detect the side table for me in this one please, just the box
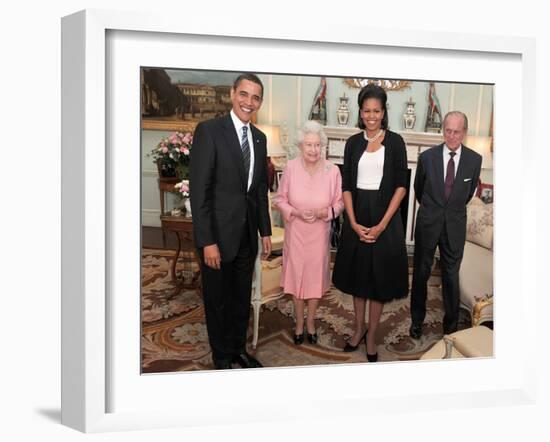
[160,214,201,292]
[157,176,180,247]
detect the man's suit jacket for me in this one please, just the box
[190,114,272,262]
[414,143,482,252]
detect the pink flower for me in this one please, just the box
[182,133,192,144]
[162,147,169,154]
[175,180,190,195]
[181,147,190,155]
[169,134,178,144]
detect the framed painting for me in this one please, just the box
[141,68,237,132]
[61,8,537,433]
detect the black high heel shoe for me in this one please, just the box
[366,351,378,362]
[307,332,318,345]
[365,332,378,362]
[343,330,367,352]
[293,332,304,345]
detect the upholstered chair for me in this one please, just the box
[250,238,285,349]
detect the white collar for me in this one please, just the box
[444,144,462,156]
[230,109,250,134]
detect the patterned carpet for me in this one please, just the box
[141,248,470,373]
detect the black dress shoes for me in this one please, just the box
[294,332,304,345]
[409,323,423,340]
[213,358,233,370]
[343,330,367,352]
[233,351,263,368]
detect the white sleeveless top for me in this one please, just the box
[356,146,385,190]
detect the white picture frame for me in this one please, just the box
[62,9,537,433]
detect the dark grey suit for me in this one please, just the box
[190,114,271,362]
[411,143,482,333]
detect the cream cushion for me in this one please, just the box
[459,241,493,315]
[261,256,283,295]
[451,326,493,357]
[420,326,493,360]
[466,197,493,250]
[421,342,465,359]
[251,252,284,349]
[269,192,285,251]
[271,226,285,251]
[459,196,494,325]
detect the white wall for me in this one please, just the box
[255,76,493,138]
[2,1,548,441]
[141,130,183,226]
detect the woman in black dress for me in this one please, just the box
[332,84,408,362]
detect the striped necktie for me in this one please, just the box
[241,126,250,177]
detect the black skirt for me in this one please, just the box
[332,189,408,302]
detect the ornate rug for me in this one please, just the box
[141,248,470,373]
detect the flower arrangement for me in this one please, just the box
[149,131,193,179]
[174,179,190,198]
[174,179,192,217]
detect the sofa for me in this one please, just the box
[459,196,494,326]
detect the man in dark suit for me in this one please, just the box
[190,73,272,369]
[410,111,482,338]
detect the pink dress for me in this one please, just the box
[275,158,344,299]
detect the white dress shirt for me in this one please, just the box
[443,144,462,180]
[230,110,255,191]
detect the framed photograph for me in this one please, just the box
[481,187,494,204]
[62,9,537,433]
[477,182,495,204]
[140,69,493,374]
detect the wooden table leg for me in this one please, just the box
[170,231,182,281]
[159,179,167,248]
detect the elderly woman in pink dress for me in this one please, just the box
[275,121,344,345]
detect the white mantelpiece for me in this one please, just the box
[324,125,444,164]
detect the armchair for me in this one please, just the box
[250,238,285,349]
[269,192,285,252]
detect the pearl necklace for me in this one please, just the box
[364,129,384,143]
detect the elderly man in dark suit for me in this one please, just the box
[410,111,482,338]
[190,73,272,369]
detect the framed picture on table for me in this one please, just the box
[477,181,495,204]
[480,187,494,204]
[61,9,537,434]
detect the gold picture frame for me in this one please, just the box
[344,78,412,91]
